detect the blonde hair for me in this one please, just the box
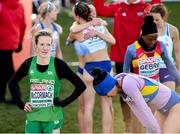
[38,1,56,19]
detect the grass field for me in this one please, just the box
[0,2,180,133]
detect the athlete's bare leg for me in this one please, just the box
[130,111,143,133]
[154,110,166,131]
[78,94,85,133]
[100,96,113,133]
[163,103,180,133]
[163,81,175,90]
[77,73,85,133]
[52,128,60,134]
[83,70,95,133]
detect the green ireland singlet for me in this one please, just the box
[27,56,63,121]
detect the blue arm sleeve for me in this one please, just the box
[160,42,180,86]
[123,45,135,73]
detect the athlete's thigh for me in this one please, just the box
[41,121,54,133]
[81,69,95,110]
[162,81,175,90]
[25,120,42,133]
[83,69,94,84]
[154,110,166,131]
[130,111,143,133]
[83,85,95,107]
[100,96,112,109]
[163,103,180,133]
[78,94,84,110]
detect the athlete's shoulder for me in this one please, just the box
[168,23,179,38]
[19,57,33,71]
[24,57,33,64]
[158,41,166,50]
[54,57,67,66]
[127,43,136,51]
[53,23,63,34]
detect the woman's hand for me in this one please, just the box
[24,102,32,112]
[90,18,102,26]
[83,29,98,39]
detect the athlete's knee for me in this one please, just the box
[83,71,93,84]
[78,105,84,114]
[84,105,94,115]
[78,99,84,112]
[101,101,113,116]
[84,77,93,84]
[52,128,60,134]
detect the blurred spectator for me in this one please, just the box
[32,0,61,25]
[32,0,41,14]
[32,0,41,25]
[61,0,66,7]
[112,0,125,3]
[0,0,26,103]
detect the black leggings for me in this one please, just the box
[0,50,20,99]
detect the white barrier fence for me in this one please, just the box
[67,62,115,66]
[145,0,180,2]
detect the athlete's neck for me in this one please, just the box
[37,57,50,65]
[42,19,53,28]
[138,37,157,52]
[157,22,166,35]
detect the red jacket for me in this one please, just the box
[0,0,26,50]
[93,0,161,63]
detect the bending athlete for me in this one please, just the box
[92,68,180,133]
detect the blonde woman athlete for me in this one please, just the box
[30,1,63,59]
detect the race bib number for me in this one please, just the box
[30,84,54,108]
[85,38,107,53]
[138,57,161,78]
[83,26,107,53]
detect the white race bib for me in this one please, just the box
[30,84,54,108]
[138,57,161,78]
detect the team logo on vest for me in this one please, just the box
[30,70,34,74]
[48,71,53,75]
